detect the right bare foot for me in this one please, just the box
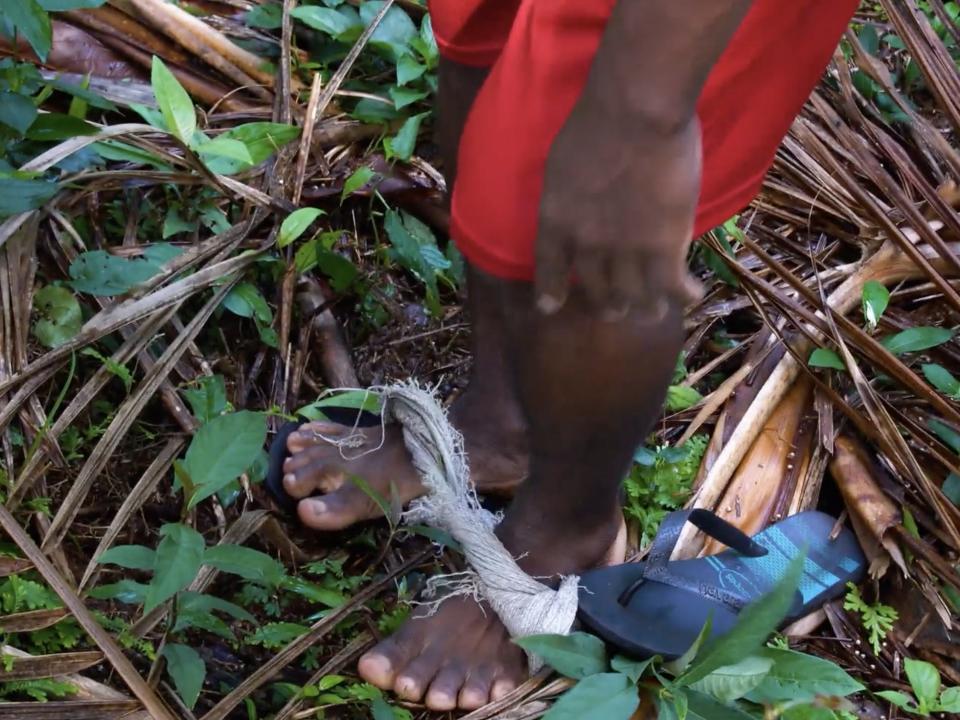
[280,392,528,530]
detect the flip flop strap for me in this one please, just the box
[635,509,770,610]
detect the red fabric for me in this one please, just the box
[429,0,860,281]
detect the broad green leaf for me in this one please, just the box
[96,544,156,571]
[37,0,107,9]
[808,348,845,371]
[183,411,267,508]
[513,633,608,680]
[25,113,96,141]
[360,2,418,62]
[33,285,82,348]
[543,673,639,720]
[388,85,429,110]
[247,622,309,649]
[745,648,863,704]
[922,363,960,398]
[861,280,889,328]
[666,385,702,412]
[384,112,428,161]
[200,121,300,174]
[67,245,179,296]
[87,579,149,604]
[938,686,960,712]
[151,57,195,144]
[396,55,426,86]
[689,655,772,702]
[371,695,398,720]
[4,0,52,61]
[416,15,439,65]
[291,5,362,41]
[684,689,757,720]
[182,375,229,424]
[296,390,383,421]
[93,140,171,170]
[342,166,376,201]
[858,22,881,55]
[246,2,282,29]
[611,655,654,683]
[174,591,256,639]
[943,473,960,507]
[0,91,38,134]
[279,207,324,248]
[351,98,402,124]
[905,658,940,708]
[0,176,58,217]
[881,327,954,355]
[162,643,205,709]
[203,544,285,588]
[875,690,917,711]
[198,136,254,164]
[145,524,205,611]
[161,207,197,238]
[281,576,346,608]
[222,282,272,324]
[929,417,960,453]
[679,554,804,686]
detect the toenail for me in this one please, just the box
[283,473,296,487]
[308,499,326,515]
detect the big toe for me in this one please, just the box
[358,650,397,690]
[296,487,373,531]
[285,422,346,452]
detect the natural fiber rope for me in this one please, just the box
[368,381,580,671]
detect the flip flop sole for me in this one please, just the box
[577,511,866,658]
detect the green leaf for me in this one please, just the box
[223,282,272,324]
[247,622,309,649]
[93,140,171,170]
[80,347,133,392]
[182,375,229,424]
[96,544,156,571]
[342,166,376,201]
[281,576,346,608]
[0,176,58,217]
[513,633,608,680]
[745,648,863,704]
[37,0,107,9]
[679,554,804,686]
[689,655,772,702]
[177,590,256,625]
[68,247,176,296]
[162,643,205,710]
[203,544,285,588]
[664,618,713,676]
[199,122,300,175]
[809,348,845,371]
[183,411,267,508]
[291,5,362,41]
[33,285,82,348]
[943,473,960,507]
[610,655,654,683]
[145,524,205,612]
[0,91,38,134]
[198,136,254,164]
[929,417,960,453]
[875,690,917,711]
[25,113,96,141]
[87,579,148,604]
[922,363,960,398]
[684,690,757,720]
[938,686,960,712]
[666,385,702,412]
[861,280,890,328]
[905,658,940,708]
[151,56,195,144]
[246,2,282,29]
[881,327,954,355]
[296,390,383,421]
[389,85,428,110]
[416,15,439,65]
[279,207,324,248]
[543,673,640,720]
[360,2,418,62]
[4,0,52,61]
[384,112,428,161]
[396,55,426,86]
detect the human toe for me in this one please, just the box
[424,663,469,711]
[458,665,496,710]
[296,486,374,530]
[393,650,445,702]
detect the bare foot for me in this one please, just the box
[357,518,627,711]
[281,391,528,530]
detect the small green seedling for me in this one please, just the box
[876,658,960,716]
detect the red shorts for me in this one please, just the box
[430,0,859,281]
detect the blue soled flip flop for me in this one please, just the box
[577,509,866,659]
[264,408,381,517]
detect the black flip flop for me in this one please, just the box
[265,407,382,516]
[577,509,866,659]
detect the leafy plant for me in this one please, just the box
[299,675,413,720]
[517,556,863,720]
[624,436,709,547]
[843,582,898,655]
[876,658,960,716]
[861,280,890,329]
[0,677,77,702]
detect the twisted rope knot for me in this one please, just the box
[377,381,579,671]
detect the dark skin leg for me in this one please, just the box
[357,276,683,711]
[282,60,530,529]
